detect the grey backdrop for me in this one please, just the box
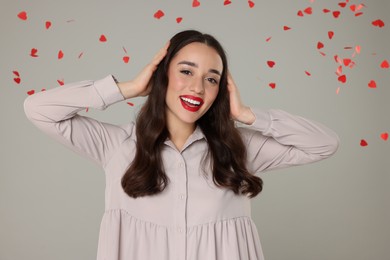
[1,0,389,259]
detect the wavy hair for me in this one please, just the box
[121,30,263,198]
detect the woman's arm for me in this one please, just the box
[23,75,130,168]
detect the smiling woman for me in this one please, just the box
[23,30,339,260]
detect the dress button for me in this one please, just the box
[179,194,185,200]
[178,162,184,168]
[178,227,183,233]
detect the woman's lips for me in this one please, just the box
[180,95,204,112]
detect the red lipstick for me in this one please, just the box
[179,95,204,112]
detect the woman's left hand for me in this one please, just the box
[227,72,255,125]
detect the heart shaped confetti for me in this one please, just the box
[368,80,376,88]
[58,50,64,59]
[17,11,27,20]
[323,9,331,13]
[267,60,275,68]
[266,37,272,42]
[176,17,183,23]
[380,60,389,68]
[305,71,311,76]
[360,139,368,146]
[372,19,385,28]
[283,26,291,31]
[30,48,38,57]
[338,2,347,8]
[127,102,134,106]
[192,0,200,7]
[78,52,84,59]
[328,31,334,39]
[154,10,164,19]
[304,7,312,15]
[27,90,35,95]
[338,74,346,83]
[269,83,276,89]
[297,10,304,17]
[248,1,255,8]
[343,58,351,66]
[380,132,389,141]
[333,11,341,18]
[57,79,64,86]
[355,12,363,17]
[224,0,232,5]
[317,41,324,49]
[45,21,52,29]
[350,4,356,12]
[13,71,20,77]
[99,34,107,42]
[14,78,21,84]
[123,56,130,63]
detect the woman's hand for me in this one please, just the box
[117,41,170,99]
[227,72,255,125]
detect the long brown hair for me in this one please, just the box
[121,30,263,198]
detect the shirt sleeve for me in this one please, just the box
[23,75,131,168]
[238,108,340,174]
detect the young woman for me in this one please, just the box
[24,30,339,260]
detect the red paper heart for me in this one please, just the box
[304,7,312,14]
[99,34,107,42]
[57,79,64,86]
[372,19,385,28]
[45,21,52,29]
[283,26,291,31]
[13,71,20,77]
[41,88,46,92]
[338,75,346,83]
[154,10,164,19]
[14,78,21,84]
[176,17,183,23]
[267,60,275,68]
[58,50,64,59]
[297,10,304,17]
[265,37,272,42]
[27,90,35,95]
[30,48,38,57]
[305,71,311,76]
[380,132,389,141]
[355,12,363,17]
[380,60,389,68]
[343,58,351,66]
[333,11,341,18]
[224,0,232,5]
[360,139,368,146]
[323,9,330,13]
[127,102,134,106]
[328,31,334,39]
[192,0,200,7]
[368,80,376,88]
[338,2,347,8]
[350,4,356,12]
[17,11,27,20]
[248,1,255,8]
[317,42,324,49]
[78,52,84,59]
[123,56,130,63]
[269,83,276,89]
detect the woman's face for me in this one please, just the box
[165,42,222,130]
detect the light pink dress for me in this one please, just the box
[24,75,339,260]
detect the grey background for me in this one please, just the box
[1,0,389,259]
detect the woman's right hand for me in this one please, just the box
[117,41,170,99]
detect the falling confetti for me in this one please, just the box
[192,0,200,8]
[265,37,272,42]
[154,10,165,19]
[283,26,291,31]
[78,52,84,59]
[360,139,368,147]
[328,31,334,39]
[57,79,64,86]
[305,71,311,76]
[372,19,385,28]
[248,1,255,8]
[99,34,107,42]
[333,11,341,18]
[317,41,324,49]
[45,21,52,29]
[58,50,64,60]
[323,9,331,13]
[17,11,27,20]
[338,2,347,8]
[224,0,232,5]
[27,90,35,95]
[127,102,134,106]
[30,48,38,57]
[267,60,275,68]
[380,60,389,68]
[123,56,130,63]
[268,83,276,89]
[176,17,183,23]
[297,10,304,17]
[14,78,21,84]
[304,7,312,15]
[368,80,377,88]
[13,71,20,77]
[338,74,346,83]
[380,132,389,141]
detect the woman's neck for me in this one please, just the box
[167,121,196,151]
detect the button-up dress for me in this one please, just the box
[24,75,339,260]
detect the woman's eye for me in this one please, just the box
[207,78,218,85]
[180,70,191,75]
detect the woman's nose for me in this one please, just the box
[189,78,205,94]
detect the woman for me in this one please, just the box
[24,30,339,260]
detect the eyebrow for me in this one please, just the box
[177,61,221,76]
